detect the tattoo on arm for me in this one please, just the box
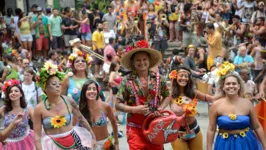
[69,99,96,139]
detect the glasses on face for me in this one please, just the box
[24,63,29,65]
[75,59,86,63]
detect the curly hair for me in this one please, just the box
[4,85,27,113]
[218,73,245,97]
[171,66,196,99]
[79,80,100,126]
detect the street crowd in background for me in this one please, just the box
[0,0,265,149]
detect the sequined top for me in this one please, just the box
[4,108,29,139]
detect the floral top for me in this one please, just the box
[4,108,29,139]
[116,71,169,120]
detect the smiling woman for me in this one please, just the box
[79,80,119,149]
[207,74,266,150]
[0,79,35,150]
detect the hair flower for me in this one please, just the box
[2,79,20,92]
[136,40,149,48]
[222,132,229,139]
[50,116,67,128]
[36,62,65,91]
[216,61,236,79]
[68,50,91,68]
[169,70,178,79]
[228,114,237,120]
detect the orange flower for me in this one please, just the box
[169,70,177,79]
[183,98,197,116]
[103,139,111,149]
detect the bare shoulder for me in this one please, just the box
[211,97,225,108]
[241,98,254,107]
[34,101,44,113]
[100,101,112,112]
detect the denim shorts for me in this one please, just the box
[81,32,92,41]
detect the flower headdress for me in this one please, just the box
[68,50,92,68]
[216,61,235,79]
[169,69,191,80]
[36,61,65,91]
[2,79,20,92]
[125,40,152,52]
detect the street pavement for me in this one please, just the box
[107,96,210,150]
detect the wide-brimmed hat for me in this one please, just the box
[120,40,162,70]
[69,38,81,46]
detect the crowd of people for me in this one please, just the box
[0,0,265,149]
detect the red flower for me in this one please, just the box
[35,76,40,83]
[149,90,156,96]
[136,40,149,48]
[126,46,133,52]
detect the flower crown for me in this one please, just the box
[169,69,191,79]
[125,40,152,53]
[216,61,235,79]
[68,50,91,68]
[36,61,65,91]
[2,79,20,92]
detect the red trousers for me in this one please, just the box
[127,126,163,150]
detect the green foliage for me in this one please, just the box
[75,0,110,13]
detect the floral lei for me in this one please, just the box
[2,79,20,92]
[35,61,65,91]
[68,50,92,68]
[216,61,235,79]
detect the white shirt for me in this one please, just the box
[103,30,116,44]
[21,82,43,108]
[235,0,244,17]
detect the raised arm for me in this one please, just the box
[0,112,25,142]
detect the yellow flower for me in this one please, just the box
[228,114,237,120]
[177,99,184,105]
[239,131,246,137]
[220,69,227,76]
[51,116,67,128]
[44,62,58,75]
[222,132,229,139]
[178,96,183,101]
[229,64,235,70]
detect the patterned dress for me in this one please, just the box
[0,108,35,150]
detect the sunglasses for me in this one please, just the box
[75,60,86,63]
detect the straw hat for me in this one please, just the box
[120,40,162,70]
[69,38,81,46]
